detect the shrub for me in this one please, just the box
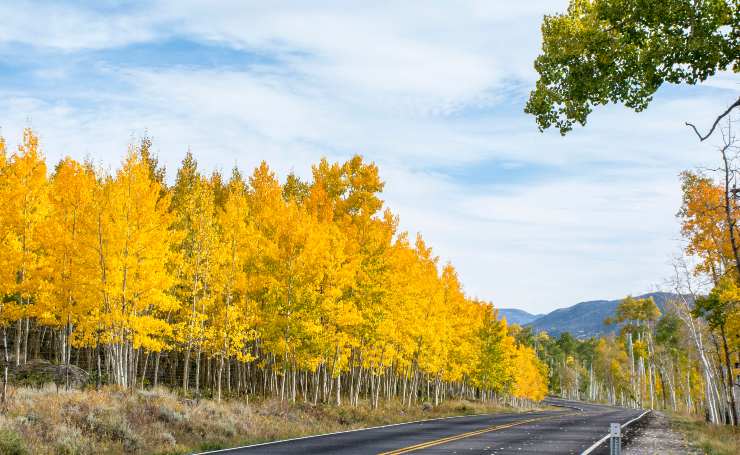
[53,425,91,455]
[157,405,185,424]
[85,410,141,453]
[158,431,177,447]
[0,428,28,455]
[122,433,142,454]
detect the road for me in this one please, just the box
[199,398,647,455]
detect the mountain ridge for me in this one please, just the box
[499,292,682,339]
[496,308,543,325]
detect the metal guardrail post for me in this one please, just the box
[609,423,621,455]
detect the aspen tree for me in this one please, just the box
[3,129,48,366]
[210,170,258,401]
[171,154,218,394]
[694,277,739,425]
[512,345,548,401]
[42,158,97,386]
[0,135,10,401]
[92,150,176,387]
[679,171,733,282]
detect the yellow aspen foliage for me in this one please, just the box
[85,149,177,387]
[170,153,219,392]
[594,337,630,393]
[0,133,16,370]
[678,171,734,279]
[409,234,447,379]
[251,163,321,372]
[0,129,550,405]
[209,170,258,362]
[40,158,97,362]
[512,344,548,401]
[0,134,12,327]
[4,129,49,307]
[474,311,517,393]
[0,129,49,366]
[207,170,260,400]
[440,264,480,383]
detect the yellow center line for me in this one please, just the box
[378,413,576,455]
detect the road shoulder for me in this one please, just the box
[623,412,700,455]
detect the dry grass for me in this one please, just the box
[0,386,524,454]
[669,413,740,455]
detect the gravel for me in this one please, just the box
[623,411,699,455]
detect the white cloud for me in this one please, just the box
[0,1,161,51]
[380,158,683,309]
[154,1,565,111]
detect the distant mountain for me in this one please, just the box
[525,292,681,339]
[497,308,543,326]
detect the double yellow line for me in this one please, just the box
[378,413,573,455]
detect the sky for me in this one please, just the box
[1,1,738,314]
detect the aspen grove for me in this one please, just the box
[0,129,547,406]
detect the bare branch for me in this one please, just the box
[686,96,740,142]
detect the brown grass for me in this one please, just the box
[669,413,740,455]
[0,386,526,454]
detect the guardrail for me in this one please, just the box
[581,410,651,455]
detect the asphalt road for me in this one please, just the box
[199,398,646,455]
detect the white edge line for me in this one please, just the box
[194,409,540,455]
[580,410,651,455]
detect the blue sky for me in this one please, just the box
[1,0,738,313]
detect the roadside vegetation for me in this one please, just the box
[669,413,740,455]
[0,385,526,455]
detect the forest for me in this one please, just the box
[0,129,547,408]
